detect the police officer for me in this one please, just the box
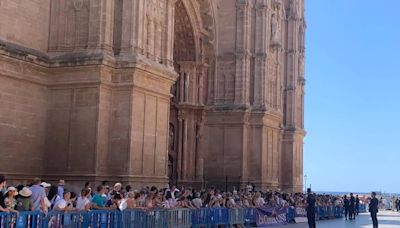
[349,193,356,220]
[306,188,316,228]
[343,195,350,220]
[369,192,379,228]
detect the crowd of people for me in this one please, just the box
[0,173,364,216]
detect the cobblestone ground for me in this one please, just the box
[277,211,400,228]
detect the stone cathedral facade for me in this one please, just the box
[0,0,305,192]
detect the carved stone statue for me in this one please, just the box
[169,124,175,150]
[289,0,299,19]
[184,74,189,102]
[271,13,281,45]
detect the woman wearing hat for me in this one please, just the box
[4,187,19,215]
[16,187,32,211]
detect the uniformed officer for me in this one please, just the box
[306,188,316,228]
[369,192,379,228]
[349,193,356,220]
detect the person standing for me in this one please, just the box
[306,188,316,228]
[29,177,46,211]
[343,195,350,220]
[355,195,360,215]
[349,193,355,220]
[0,174,9,213]
[369,192,379,228]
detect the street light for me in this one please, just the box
[304,174,308,193]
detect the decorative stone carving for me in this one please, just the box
[169,123,175,150]
[270,12,281,46]
[288,0,299,19]
[73,0,84,11]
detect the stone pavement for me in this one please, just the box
[277,211,400,228]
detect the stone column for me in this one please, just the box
[176,111,184,180]
[234,0,251,107]
[253,0,268,109]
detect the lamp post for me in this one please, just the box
[304,174,308,193]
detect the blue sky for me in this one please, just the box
[304,0,400,193]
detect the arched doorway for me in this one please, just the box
[168,0,214,187]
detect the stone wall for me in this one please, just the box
[0,0,50,52]
[0,55,48,178]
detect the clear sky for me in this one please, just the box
[304,0,400,193]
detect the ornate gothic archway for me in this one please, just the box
[168,0,216,186]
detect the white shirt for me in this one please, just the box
[53,199,67,211]
[76,196,90,210]
[192,198,203,208]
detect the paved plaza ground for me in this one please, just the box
[277,211,400,228]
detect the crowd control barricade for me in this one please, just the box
[327,206,335,218]
[229,208,245,226]
[317,207,326,220]
[0,212,42,228]
[192,208,209,227]
[121,209,148,228]
[244,207,257,226]
[168,208,191,228]
[0,206,347,228]
[43,211,83,228]
[89,210,122,228]
[146,209,168,228]
[334,206,344,218]
[359,204,367,213]
[286,207,296,222]
[209,208,229,226]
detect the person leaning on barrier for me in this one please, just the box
[4,186,19,216]
[191,192,203,209]
[53,191,76,212]
[76,188,91,211]
[91,185,108,210]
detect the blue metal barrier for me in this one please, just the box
[0,206,348,227]
[209,208,229,226]
[318,207,326,220]
[168,208,191,228]
[122,209,148,228]
[244,207,257,226]
[192,208,209,227]
[146,209,168,228]
[286,207,296,222]
[229,208,245,226]
[334,206,343,218]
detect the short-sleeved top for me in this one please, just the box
[53,199,67,211]
[16,198,32,211]
[91,194,105,208]
[29,185,46,211]
[76,196,90,210]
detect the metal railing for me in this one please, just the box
[0,205,351,228]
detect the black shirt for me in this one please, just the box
[344,198,350,208]
[307,194,316,212]
[350,196,355,207]
[369,198,379,213]
[0,191,5,208]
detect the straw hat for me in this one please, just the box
[41,182,51,188]
[58,179,66,186]
[19,187,32,197]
